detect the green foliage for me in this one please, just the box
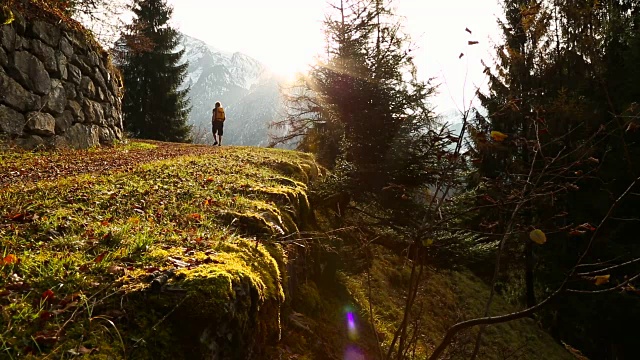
[121,0,192,142]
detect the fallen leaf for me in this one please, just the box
[594,274,610,286]
[529,229,547,244]
[78,345,97,355]
[490,131,508,142]
[94,251,108,263]
[79,263,91,272]
[1,254,18,266]
[107,265,124,274]
[42,289,55,301]
[569,229,587,237]
[577,223,596,232]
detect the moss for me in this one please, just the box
[296,281,322,315]
[0,145,318,358]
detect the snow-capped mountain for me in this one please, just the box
[177,34,284,146]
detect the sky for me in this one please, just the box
[165,0,503,118]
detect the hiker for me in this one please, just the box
[211,101,226,146]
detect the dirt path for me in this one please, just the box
[0,141,221,188]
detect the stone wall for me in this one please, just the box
[0,8,123,149]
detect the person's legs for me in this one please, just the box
[212,125,218,145]
[218,122,224,146]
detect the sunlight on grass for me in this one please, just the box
[0,145,322,358]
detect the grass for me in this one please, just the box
[342,247,574,359]
[0,144,321,358]
[0,141,574,359]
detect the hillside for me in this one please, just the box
[0,143,571,359]
[0,142,319,358]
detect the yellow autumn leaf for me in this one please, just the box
[529,229,547,244]
[490,131,509,142]
[594,275,610,286]
[422,239,434,247]
[1,7,15,26]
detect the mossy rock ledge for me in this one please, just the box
[0,146,323,359]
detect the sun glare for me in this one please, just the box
[167,0,325,81]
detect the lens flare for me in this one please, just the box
[344,345,366,360]
[345,310,358,340]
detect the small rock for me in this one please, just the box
[93,67,107,90]
[98,126,115,144]
[10,51,51,95]
[62,81,77,100]
[46,135,69,149]
[80,76,95,98]
[14,35,27,50]
[0,46,8,68]
[71,54,92,74]
[87,51,99,67]
[97,86,105,101]
[0,105,26,136]
[66,100,84,123]
[16,135,44,150]
[56,51,68,80]
[43,79,67,115]
[59,37,73,58]
[0,23,16,51]
[55,110,74,134]
[12,11,26,35]
[67,63,81,85]
[113,126,123,140]
[64,123,99,149]
[83,99,104,125]
[25,112,55,136]
[30,39,57,73]
[0,71,41,112]
[29,21,61,47]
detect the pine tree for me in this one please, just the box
[121,0,191,142]
[274,0,437,198]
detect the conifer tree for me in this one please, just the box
[121,0,191,142]
[274,0,437,199]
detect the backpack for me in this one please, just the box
[213,107,226,122]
